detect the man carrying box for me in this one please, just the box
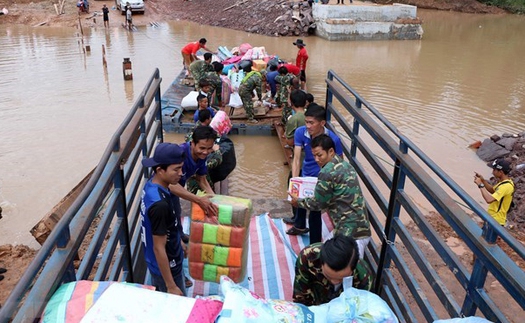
[285,105,342,244]
[289,134,372,258]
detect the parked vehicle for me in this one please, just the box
[115,0,144,14]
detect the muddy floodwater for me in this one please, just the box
[1,10,525,248]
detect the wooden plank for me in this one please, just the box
[273,120,293,169]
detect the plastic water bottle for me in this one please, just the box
[516,164,525,171]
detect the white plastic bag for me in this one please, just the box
[228,92,243,108]
[180,91,199,111]
[309,287,399,323]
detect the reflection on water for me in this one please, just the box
[0,10,524,247]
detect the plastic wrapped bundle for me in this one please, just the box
[434,318,493,323]
[309,287,399,323]
[188,195,252,283]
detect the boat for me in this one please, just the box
[161,68,294,166]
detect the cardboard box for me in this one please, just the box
[288,177,318,200]
[252,59,267,72]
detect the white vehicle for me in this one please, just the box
[115,0,144,14]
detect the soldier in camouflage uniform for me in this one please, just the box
[238,64,263,123]
[293,235,374,306]
[204,62,224,107]
[289,134,372,258]
[275,66,294,124]
[189,52,214,91]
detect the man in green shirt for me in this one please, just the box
[189,52,213,91]
[293,235,374,306]
[285,90,306,148]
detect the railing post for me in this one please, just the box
[374,141,408,295]
[350,98,362,159]
[114,165,134,282]
[325,70,334,124]
[155,73,164,144]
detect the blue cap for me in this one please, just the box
[142,143,185,167]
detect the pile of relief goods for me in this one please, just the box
[182,42,294,112]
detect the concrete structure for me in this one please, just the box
[313,3,423,41]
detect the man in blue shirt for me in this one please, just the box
[266,65,279,102]
[285,104,343,244]
[169,125,218,216]
[140,143,186,295]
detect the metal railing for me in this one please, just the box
[324,70,525,323]
[0,69,164,323]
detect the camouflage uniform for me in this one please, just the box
[189,60,213,90]
[238,71,262,120]
[205,71,222,106]
[293,242,374,306]
[297,155,371,240]
[275,73,294,124]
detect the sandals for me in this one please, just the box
[286,226,309,235]
[282,217,295,225]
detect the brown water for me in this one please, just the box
[1,10,524,247]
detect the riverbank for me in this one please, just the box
[0,0,507,35]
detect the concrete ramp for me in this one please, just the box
[313,3,423,40]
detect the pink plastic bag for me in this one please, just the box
[210,111,233,136]
[239,43,252,55]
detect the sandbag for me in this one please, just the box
[188,195,252,283]
[181,91,200,111]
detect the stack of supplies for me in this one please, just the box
[188,195,252,283]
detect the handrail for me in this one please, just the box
[325,70,525,322]
[0,69,163,323]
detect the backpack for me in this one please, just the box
[209,137,236,183]
[495,180,515,212]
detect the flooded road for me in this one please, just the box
[1,10,524,247]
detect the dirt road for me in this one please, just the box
[0,0,506,33]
